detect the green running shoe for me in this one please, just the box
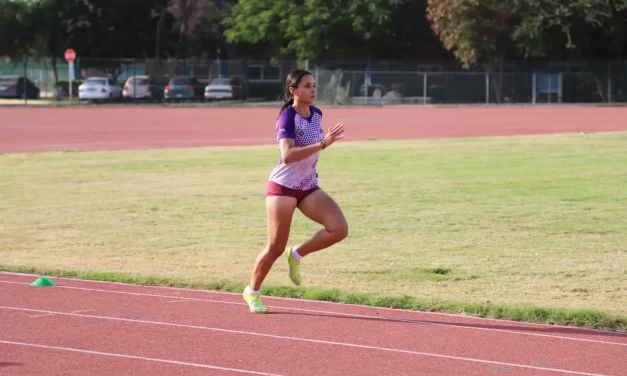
[242,290,269,313]
[284,247,301,286]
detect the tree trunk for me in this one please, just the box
[592,74,608,102]
[156,9,166,61]
[488,57,505,104]
[178,23,187,58]
[51,56,58,85]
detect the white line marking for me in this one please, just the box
[29,313,56,318]
[28,138,278,149]
[0,339,281,375]
[1,279,625,346]
[0,272,552,323]
[0,306,611,376]
[0,272,621,335]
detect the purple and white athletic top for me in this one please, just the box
[268,105,324,190]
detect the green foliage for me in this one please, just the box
[0,0,30,56]
[366,0,448,59]
[222,0,407,61]
[426,0,627,67]
[426,0,519,67]
[2,0,626,64]
[512,0,627,59]
[1,0,172,60]
[60,0,170,58]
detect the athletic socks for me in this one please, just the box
[291,247,303,261]
[244,285,259,295]
[246,247,302,295]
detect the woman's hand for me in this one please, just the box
[322,123,345,149]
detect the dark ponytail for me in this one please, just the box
[278,68,313,119]
[278,95,294,116]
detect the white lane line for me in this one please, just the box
[1,279,625,346]
[0,306,610,376]
[0,272,559,324]
[0,272,622,336]
[0,339,281,375]
[25,138,277,149]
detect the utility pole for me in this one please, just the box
[217,0,228,78]
[156,6,166,61]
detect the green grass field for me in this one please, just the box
[1,132,626,331]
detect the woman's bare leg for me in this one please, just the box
[282,189,348,286]
[243,195,297,313]
[293,189,348,257]
[249,196,297,289]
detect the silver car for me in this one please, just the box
[78,77,123,102]
[123,75,163,101]
[204,77,243,101]
[0,76,40,99]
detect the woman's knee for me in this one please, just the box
[330,218,349,241]
[265,240,288,257]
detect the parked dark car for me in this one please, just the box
[163,77,204,102]
[0,76,40,99]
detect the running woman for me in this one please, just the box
[242,68,349,313]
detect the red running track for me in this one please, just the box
[1,106,626,153]
[1,272,626,376]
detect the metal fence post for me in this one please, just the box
[365,71,369,105]
[608,62,612,103]
[485,72,489,104]
[423,72,427,104]
[23,56,28,105]
[532,72,536,104]
[132,58,136,105]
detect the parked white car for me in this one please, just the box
[204,77,243,101]
[78,77,123,101]
[123,75,163,101]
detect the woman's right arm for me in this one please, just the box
[279,138,324,164]
[279,123,344,164]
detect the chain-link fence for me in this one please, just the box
[312,60,627,105]
[0,57,624,106]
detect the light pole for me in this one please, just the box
[217,0,228,78]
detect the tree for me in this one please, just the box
[221,0,408,62]
[10,0,172,84]
[169,0,232,59]
[512,0,627,59]
[426,0,519,102]
[16,0,76,85]
[0,0,30,57]
[365,0,450,61]
[427,0,518,67]
[168,0,211,58]
[66,0,170,58]
[511,0,627,101]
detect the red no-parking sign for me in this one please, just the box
[65,49,77,102]
[65,49,76,63]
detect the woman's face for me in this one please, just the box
[290,74,316,104]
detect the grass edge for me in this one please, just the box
[3,264,626,333]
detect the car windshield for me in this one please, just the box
[0,77,18,84]
[129,78,149,85]
[211,78,230,85]
[170,78,190,85]
[86,78,107,85]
